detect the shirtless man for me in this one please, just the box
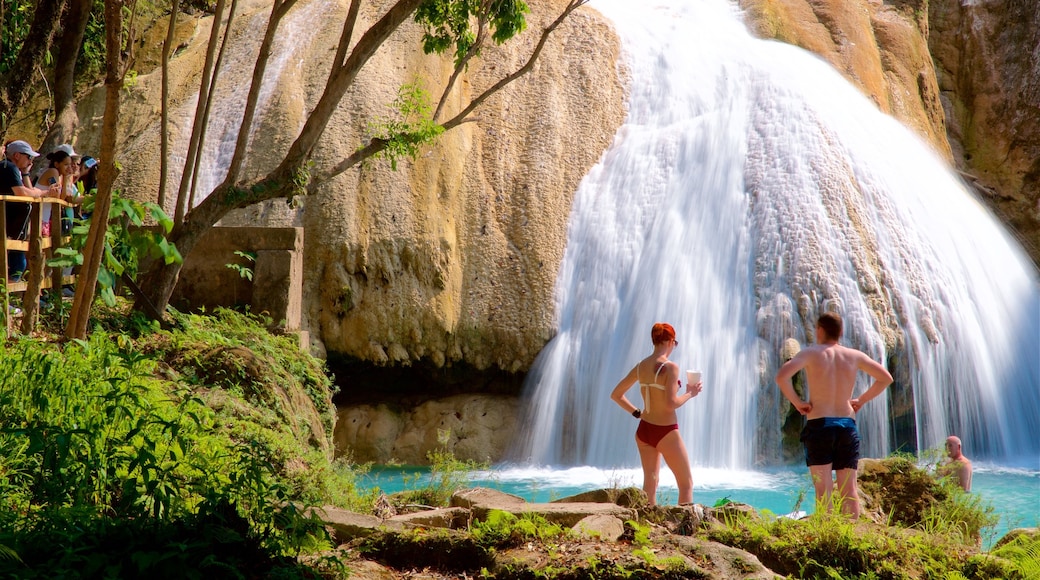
[941,435,972,492]
[775,312,893,518]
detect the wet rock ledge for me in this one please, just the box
[314,487,780,579]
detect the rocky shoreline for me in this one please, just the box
[312,460,1038,579]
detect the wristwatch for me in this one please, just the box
[632,409,641,419]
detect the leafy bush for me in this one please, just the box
[471,509,570,549]
[394,429,488,508]
[50,192,182,307]
[858,455,997,545]
[0,313,355,577]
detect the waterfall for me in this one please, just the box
[514,0,1040,470]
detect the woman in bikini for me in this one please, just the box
[610,322,703,506]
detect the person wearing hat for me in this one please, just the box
[36,147,83,237]
[1,140,42,196]
[53,144,78,158]
[1,140,49,282]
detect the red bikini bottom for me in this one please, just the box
[636,420,679,448]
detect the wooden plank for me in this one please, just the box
[0,195,81,336]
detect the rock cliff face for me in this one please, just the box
[59,0,1040,464]
[76,0,1040,378]
[738,0,950,159]
[927,0,1040,264]
[297,2,627,374]
[739,0,1040,266]
[79,0,626,377]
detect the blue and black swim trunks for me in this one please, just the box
[800,417,860,470]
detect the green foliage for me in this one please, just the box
[396,429,488,508]
[360,527,495,572]
[704,507,996,579]
[414,0,530,66]
[75,0,108,81]
[0,501,322,579]
[471,509,570,549]
[0,334,332,576]
[918,487,998,545]
[858,455,998,546]
[0,0,35,77]
[225,250,256,281]
[620,519,694,574]
[713,495,733,507]
[368,80,444,170]
[49,192,182,307]
[137,308,338,462]
[0,307,377,576]
[984,533,1040,580]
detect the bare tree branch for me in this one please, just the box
[188,0,240,211]
[225,0,297,184]
[439,0,588,133]
[173,0,228,224]
[158,0,182,208]
[432,0,491,121]
[332,0,362,72]
[314,0,588,187]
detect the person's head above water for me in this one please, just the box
[651,322,676,345]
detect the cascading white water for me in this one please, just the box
[514,0,1040,470]
[166,0,330,211]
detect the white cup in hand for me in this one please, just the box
[686,370,701,386]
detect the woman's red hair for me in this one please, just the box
[651,323,675,345]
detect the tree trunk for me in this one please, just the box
[158,0,181,208]
[0,0,68,138]
[40,0,92,150]
[66,0,124,339]
[173,0,227,225]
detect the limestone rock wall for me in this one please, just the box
[928,0,1040,264]
[738,0,951,159]
[64,0,1040,387]
[739,0,1040,266]
[302,1,627,374]
[334,394,518,464]
[74,0,626,376]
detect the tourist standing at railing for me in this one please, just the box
[76,155,99,221]
[35,147,82,237]
[1,140,56,283]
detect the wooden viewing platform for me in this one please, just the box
[1,194,79,336]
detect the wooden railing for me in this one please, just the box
[0,195,79,336]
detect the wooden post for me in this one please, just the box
[1,197,9,338]
[50,201,63,300]
[19,199,45,334]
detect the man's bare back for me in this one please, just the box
[776,332,892,419]
[795,343,882,419]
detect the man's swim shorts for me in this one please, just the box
[800,417,859,469]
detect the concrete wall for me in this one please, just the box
[170,226,303,332]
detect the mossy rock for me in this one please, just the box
[858,456,946,527]
[553,487,648,508]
